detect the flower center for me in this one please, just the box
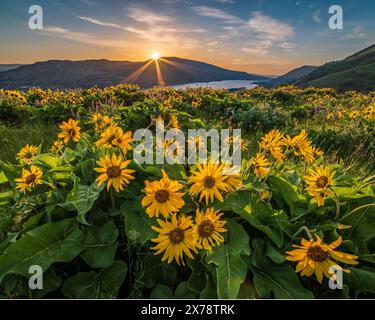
[26,174,36,185]
[316,176,329,188]
[203,176,216,188]
[155,189,170,203]
[198,220,215,237]
[69,128,76,136]
[169,228,184,244]
[25,152,34,159]
[106,166,121,178]
[307,246,329,262]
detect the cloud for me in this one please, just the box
[278,42,294,50]
[192,6,243,23]
[42,26,129,47]
[312,10,322,23]
[242,40,272,56]
[215,0,234,3]
[342,25,367,39]
[247,11,294,41]
[77,16,125,29]
[127,6,173,24]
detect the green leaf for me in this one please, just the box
[249,239,313,299]
[267,175,307,216]
[121,199,157,244]
[80,221,119,268]
[64,177,104,225]
[174,281,196,299]
[0,218,84,283]
[61,260,127,299]
[344,267,375,294]
[150,284,174,299]
[31,267,62,299]
[35,154,61,169]
[140,253,177,288]
[206,219,250,299]
[217,191,283,247]
[340,198,375,256]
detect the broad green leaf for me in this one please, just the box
[61,260,127,299]
[0,218,84,283]
[80,221,119,268]
[150,283,174,299]
[64,177,104,225]
[267,175,307,216]
[35,153,61,168]
[0,171,8,184]
[31,267,62,299]
[217,191,283,247]
[121,199,157,244]
[340,196,375,256]
[174,281,196,299]
[140,253,177,288]
[206,219,250,299]
[344,267,375,294]
[249,239,313,299]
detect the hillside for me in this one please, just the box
[295,44,375,91]
[259,65,317,88]
[0,64,23,72]
[0,58,268,89]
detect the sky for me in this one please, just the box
[0,0,374,75]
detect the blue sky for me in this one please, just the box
[0,0,374,74]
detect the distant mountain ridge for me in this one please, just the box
[0,57,268,89]
[258,44,375,92]
[295,44,375,91]
[0,64,23,72]
[258,65,317,88]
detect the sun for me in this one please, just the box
[151,52,159,60]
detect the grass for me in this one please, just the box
[0,122,58,163]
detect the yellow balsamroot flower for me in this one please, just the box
[308,188,334,207]
[141,170,185,218]
[249,153,270,177]
[91,113,115,132]
[286,235,358,283]
[283,130,315,164]
[16,144,38,164]
[49,140,64,154]
[192,208,227,252]
[259,129,285,162]
[189,161,241,205]
[304,166,335,206]
[94,153,135,192]
[169,114,180,129]
[96,126,132,153]
[58,119,81,144]
[312,146,324,158]
[151,214,198,266]
[187,135,206,150]
[15,165,43,193]
[326,112,334,120]
[348,110,359,119]
[304,166,335,192]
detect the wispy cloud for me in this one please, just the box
[242,40,272,56]
[127,6,173,24]
[342,25,367,39]
[312,10,322,23]
[215,0,234,4]
[77,16,125,29]
[247,11,294,41]
[43,26,129,47]
[192,6,243,24]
